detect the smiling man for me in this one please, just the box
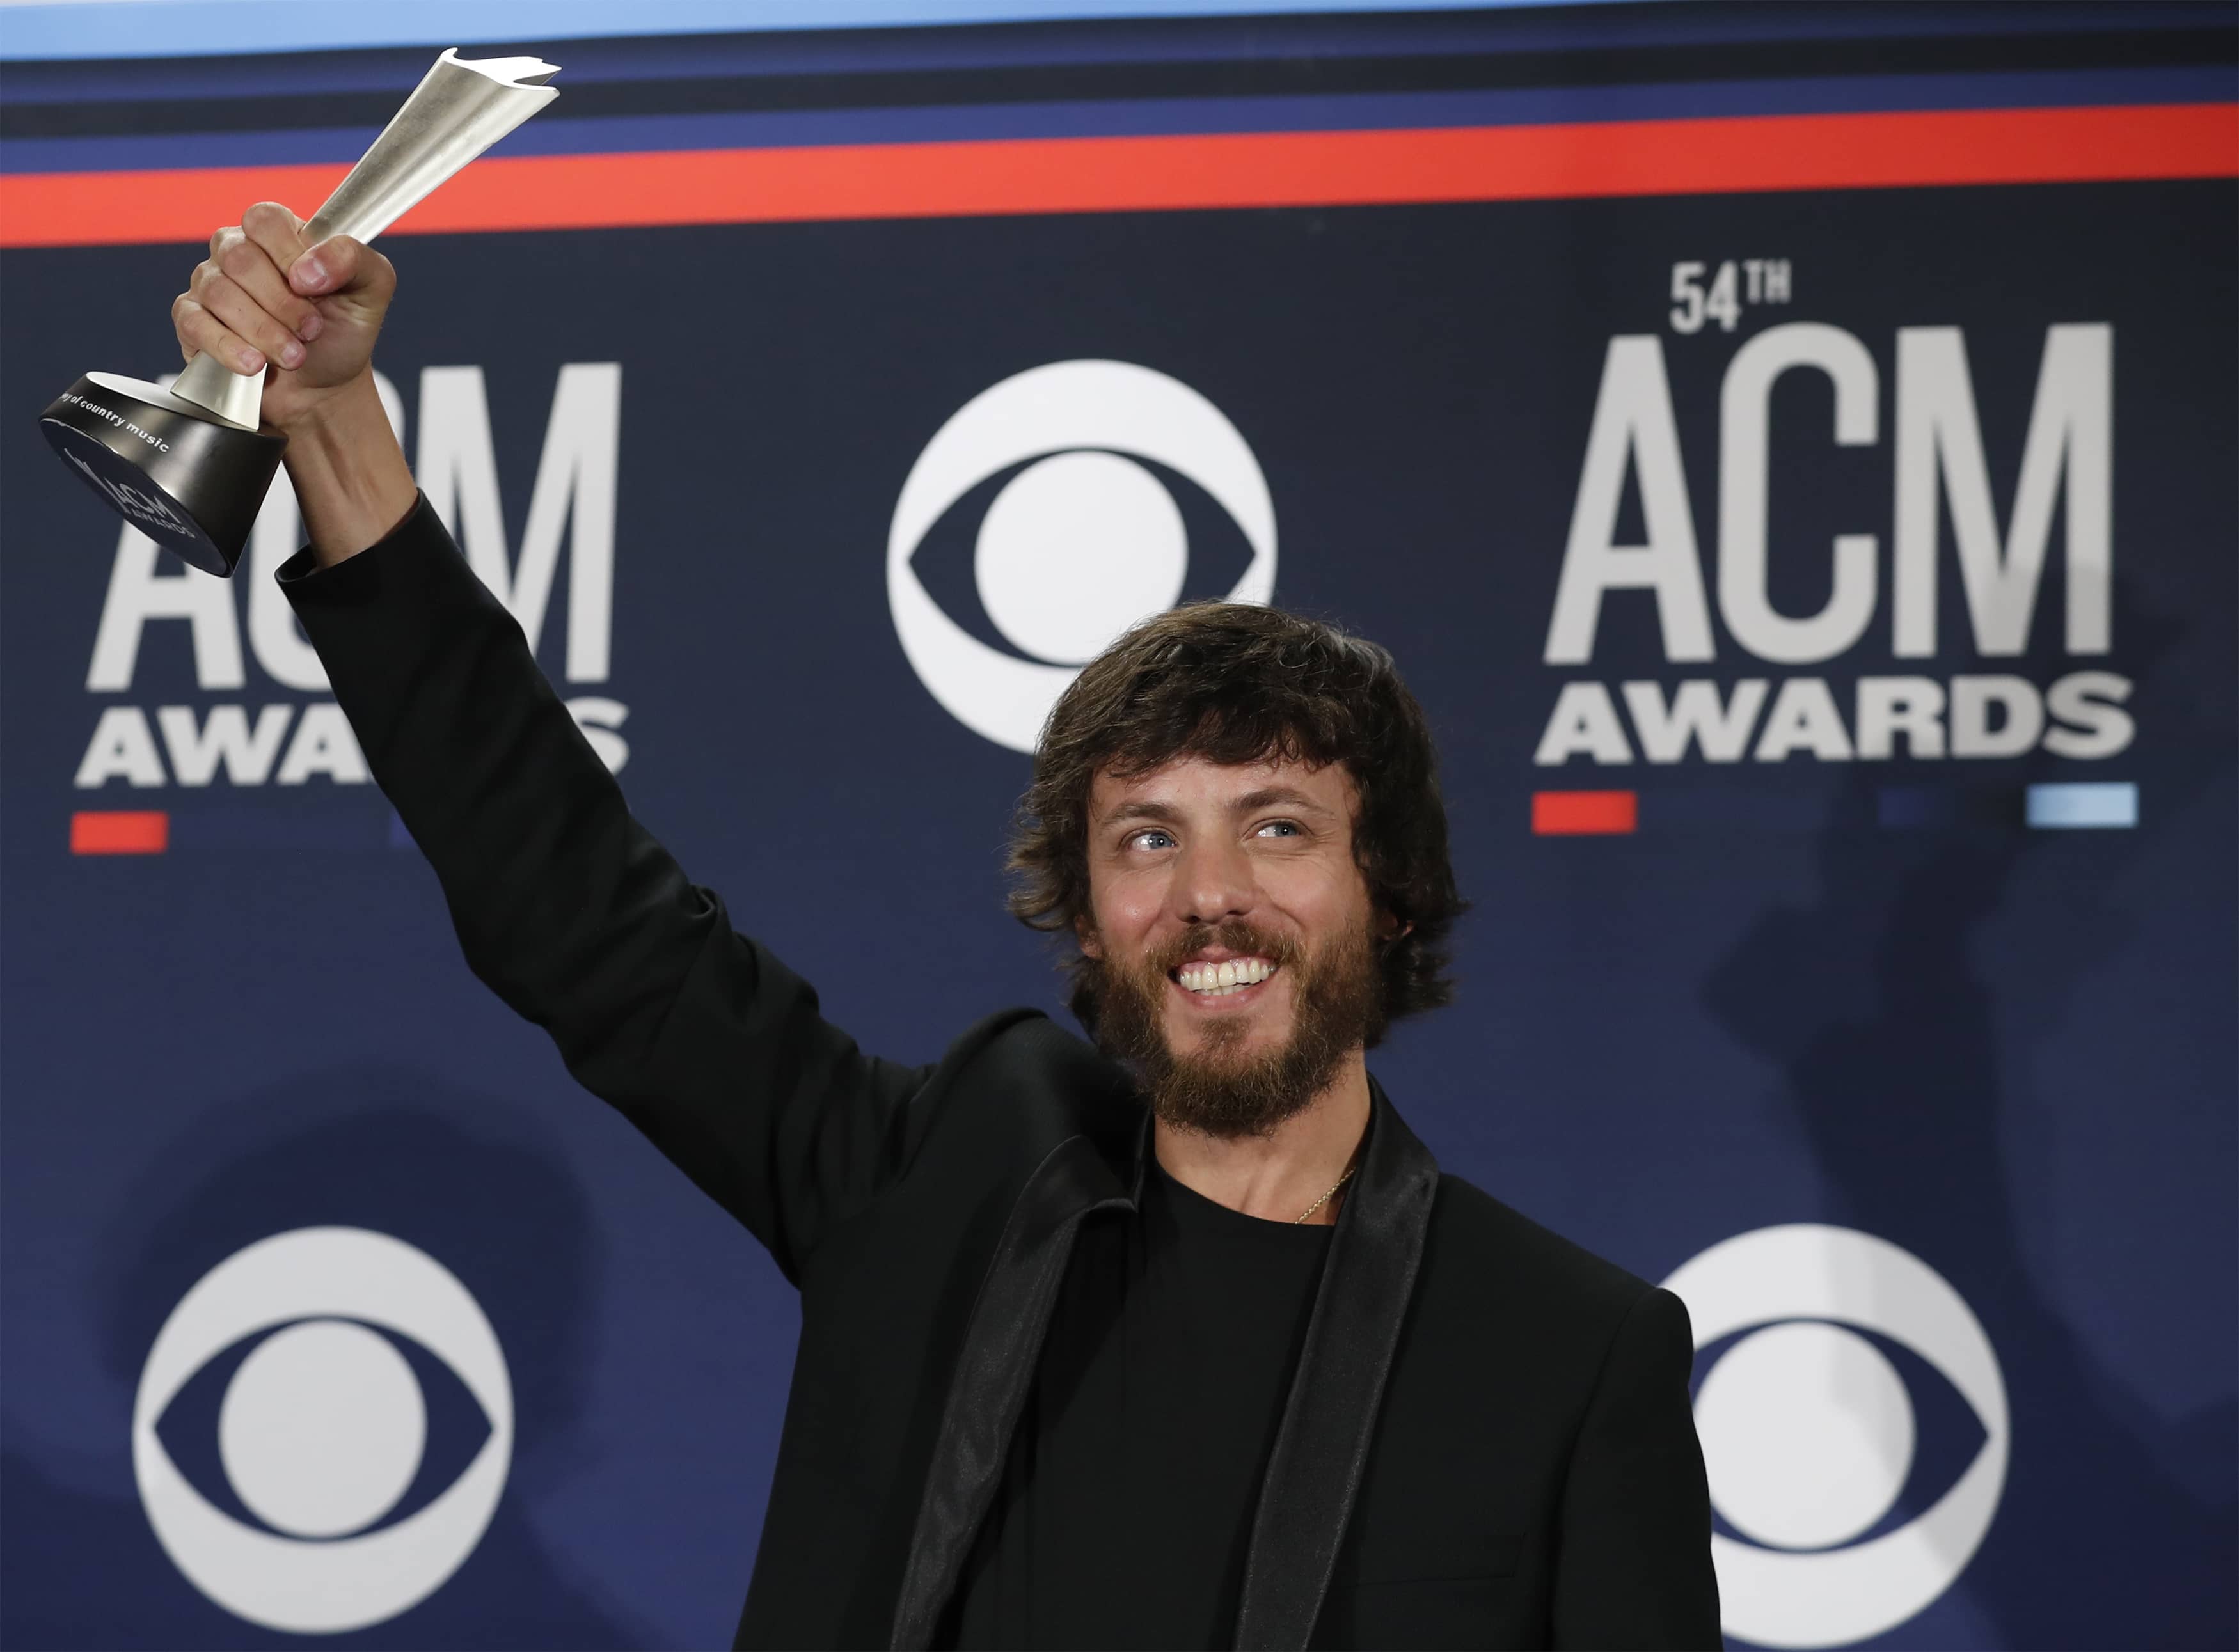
[177,204,1718,1650]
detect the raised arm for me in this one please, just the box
[177,204,928,1277]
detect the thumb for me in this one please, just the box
[289,235,382,299]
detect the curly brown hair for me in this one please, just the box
[1007,601,1467,1045]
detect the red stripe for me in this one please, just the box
[0,104,2229,248]
[70,810,168,854]
[1533,791,1638,837]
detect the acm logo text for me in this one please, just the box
[1535,322,2132,771]
[71,365,629,794]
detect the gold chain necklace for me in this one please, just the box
[1294,1160,1359,1225]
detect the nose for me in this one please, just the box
[1175,835,1254,928]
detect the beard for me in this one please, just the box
[1086,913,1381,1139]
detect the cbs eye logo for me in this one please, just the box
[1662,1225,2009,1649]
[888,359,1278,753]
[132,1227,512,1634]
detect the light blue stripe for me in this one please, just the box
[0,0,1644,63]
[2026,782,2139,829]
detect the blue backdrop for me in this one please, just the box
[3,6,2233,1648]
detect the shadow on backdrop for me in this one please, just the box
[2,1064,654,1650]
[1703,588,2238,1650]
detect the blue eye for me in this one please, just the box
[1131,829,1175,850]
[1257,820,1302,838]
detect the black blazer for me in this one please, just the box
[283,498,1720,1651]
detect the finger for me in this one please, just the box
[289,234,393,305]
[172,293,266,376]
[210,230,322,352]
[189,265,303,370]
[241,200,306,256]
[236,204,327,340]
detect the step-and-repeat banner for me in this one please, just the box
[3,6,2233,1648]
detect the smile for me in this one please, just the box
[1171,956,1278,997]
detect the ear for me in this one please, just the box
[1375,908,1413,943]
[1074,913,1104,959]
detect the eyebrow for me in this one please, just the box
[1233,785,1333,815]
[1098,799,1182,830]
[1095,786,1336,830]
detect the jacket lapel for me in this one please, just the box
[888,1129,1135,1649]
[1233,1085,1440,1651]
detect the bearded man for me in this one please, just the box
[173,203,1719,1651]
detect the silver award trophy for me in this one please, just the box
[38,49,561,576]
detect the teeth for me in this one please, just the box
[1176,957,1276,994]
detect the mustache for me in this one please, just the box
[1145,918,1304,978]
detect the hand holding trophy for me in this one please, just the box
[37,49,562,576]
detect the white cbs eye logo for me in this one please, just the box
[133,1227,512,1634]
[1661,1225,2009,1649]
[888,359,1277,753]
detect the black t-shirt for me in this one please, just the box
[943,1158,1335,1650]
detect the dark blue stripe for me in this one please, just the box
[1,3,2217,104]
[4,63,2227,176]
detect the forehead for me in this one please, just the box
[1088,751,1356,819]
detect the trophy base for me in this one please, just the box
[38,371,287,576]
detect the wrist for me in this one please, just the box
[274,369,383,443]
[280,372,418,567]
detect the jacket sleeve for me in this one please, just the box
[1551,1286,1722,1649]
[280,495,929,1281]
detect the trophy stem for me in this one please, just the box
[171,354,265,430]
[158,50,558,440]
[40,47,559,576]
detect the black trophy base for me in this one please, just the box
[38,372,287,576]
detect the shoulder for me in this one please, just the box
[935,1007,1120,1101]
[1379,1172,1693,1437]
[1419,1172,1678,1344]
[904,1007,1140,1163]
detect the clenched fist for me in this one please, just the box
[171,201,395,435]
[172,201,418,563]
